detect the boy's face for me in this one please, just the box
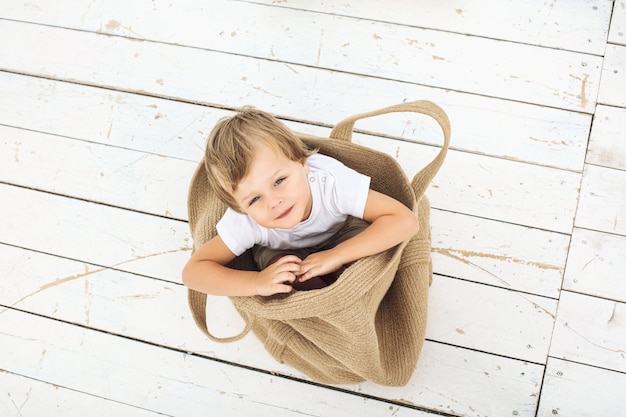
[233,144,312,229]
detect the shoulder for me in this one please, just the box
[308,153,369,182]
[308,154,371,217]
[219,207,247,223]
[308,153,362,177]
[307,153,340,169]
[216,208,264,255]
[218,208,260,232]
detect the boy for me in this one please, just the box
[182,107,419,296]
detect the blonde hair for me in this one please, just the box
[204,107,316,212]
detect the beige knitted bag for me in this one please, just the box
[187,100,450,386]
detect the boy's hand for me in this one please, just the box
[255,255,302,296]
[298,250,343,282]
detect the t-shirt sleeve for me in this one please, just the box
[328,159,371,218]
[216,208,260,256]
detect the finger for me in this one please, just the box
[279,272,297,285]
[276,262,303,276]
[275,283,294,294]
[297,269,316,282]
[276,255,302,265]
[299,261,319,277]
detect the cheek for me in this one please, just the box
[304,175,313,192]
[245,205,262,217]
[245,210,265,225]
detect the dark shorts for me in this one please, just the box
[253,216,370,269]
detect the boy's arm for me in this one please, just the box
[298,189,419,281]
[182,235,301,296]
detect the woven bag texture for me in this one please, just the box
[187,100,450,386]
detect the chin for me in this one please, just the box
[277,215,302,229]
[276,220,299,230]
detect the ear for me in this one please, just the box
[301,158,310,174]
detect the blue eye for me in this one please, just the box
[249,196,260,206]
[275,177,286,186]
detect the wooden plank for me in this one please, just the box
[387,342,543,417]
[427,275,557,363]
[287,14,601,113]
[373,137,581,234]
[576,164,626,236]
[550,291,626,373]
[0,241,551,366]
[1,108,582,236]
[1,124,195,220]
[246,0,612,55]
[0,370,165,417]
[537,358,626,417]
[609,0,626,45]
[1,0,613,56]
[0,309,436,417]
[2,1,618,414]
[587,104,626,171]
[0,244,545,417]
[431,210,568,298]
[0,242,285,374]
[0,120,576,302]
[0,72,214,162]
[597,44,626,107]
[0,152,574,297]
[2,142,578,316]
[564,228,626,303]
[0,18,601,115]
[0,0,605,114]
[0,0,612,56]
[0,71,593,172]
[0,184,191,283]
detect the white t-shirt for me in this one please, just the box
[217,154,371,256]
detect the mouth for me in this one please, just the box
[276,206,293,220]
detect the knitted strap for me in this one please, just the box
[330,100,451,198]
[188,288,253,342]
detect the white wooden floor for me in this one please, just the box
[1,1,625,416]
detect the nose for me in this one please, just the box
[268,192,283,209]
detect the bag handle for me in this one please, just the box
[330,100,450,198]
[188,288,254,342]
